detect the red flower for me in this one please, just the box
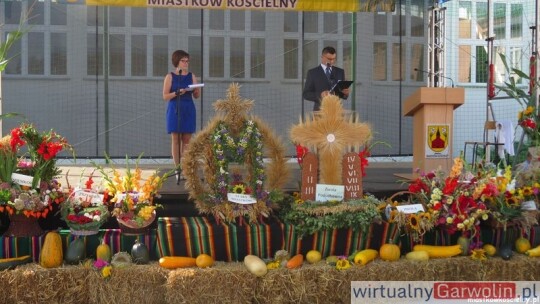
[85,176,94,190]
[408,178,429,193]
[9,127,25,151]
[442,177,458,195]
[295,144,309,164]
[358,147,371,177]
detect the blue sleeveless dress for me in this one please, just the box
[166,72,196,133]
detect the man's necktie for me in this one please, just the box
[325,66,331,80]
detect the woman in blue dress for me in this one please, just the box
[162,50,201,183]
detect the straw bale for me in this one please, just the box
[0,256,539,304]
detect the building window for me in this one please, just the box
[110,7,125,27]
[410,0,424,37]
[28,1,44,25]
[475,45,488,83]
[110,34,125,76]
[459,1,472,39]
[284,39,298,79]
[475,2,488,39]
[87,33,103,76]
[131,35,147,76]
[284,12,298,32]
[304,12,318,33]
[392,3,405,37]
[209,10,224,30]
[131,8,147,28]
[458,45,471,83]
[230,10,245,31]
[323,12,338,34]
[153,35,168,77]
[410,44,424,81]
[4,32,21,75]
[51,2,67,26]
[510,4,523,39]
[392,43,405,81]
[250,38,265,78]
[153,8,169,29]
[51,33,67,75]
[373,42,387,81]
[374,12,387,36]
[251,11,265,31]
[493,3,506,39]
[28,32,44,75]
[209,37,224,77]
[230,37,245,78]
[188,36,202,76]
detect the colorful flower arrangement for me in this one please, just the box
[208,120,268,205]
[0,123,70,218]
[93,155,169,228]
[61,172,110,235]
[405,157,490,236]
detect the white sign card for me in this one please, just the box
[71,189,104,205]
[315,184,345,202]
[227,193,257,204]
[11,173,37,188]
[396,204,425,214]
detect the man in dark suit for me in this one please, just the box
[302,46,350,111]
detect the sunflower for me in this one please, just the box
[335,258,351,270]
[470,249,487,261]
[232,184,246,194]
[420,212,431,221]
[408,214,420,231]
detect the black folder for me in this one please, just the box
[330,80,353,99]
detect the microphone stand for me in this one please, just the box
[175,70,182,185]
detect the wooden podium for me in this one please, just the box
[403,87,465,176]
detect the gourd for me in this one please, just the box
[286,254,304,269]
[405,251,430,261]
[499,243,513,260]
[195,253,214,268]
[111,252,133,268]
[159,256,197,269]
[525,245,540,257]
[515,237,531,254]
[353,249,378,265]
[412,244,461,258]
[456,236,470,256]
[131,240,150,264]
[65,238,86,265]
[243,255,267,277]
[96,239,111,262]
[0,255,33,270]
[379,244,401,261]
[40,231,64,268]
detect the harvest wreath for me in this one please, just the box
[182,84,290,223]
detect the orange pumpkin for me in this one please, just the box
[379,243,401,261]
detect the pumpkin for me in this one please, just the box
[159,256,197,269]
[286,254,304,269]
[96,239,111,262]
[244,255,267,277]
[111,252,133,268]
[379,244,400,261]
[515,237,531,254]
[40,231,63,268]
[412,244,461,258]
[65,238,86,265]
[195,254,214,268]
[353,249,378,265]
[131,240,150,264]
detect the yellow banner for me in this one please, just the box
[79,0,395,12]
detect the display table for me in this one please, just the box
[1,218,539,262]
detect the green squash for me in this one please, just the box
[456,236,470,256]
[65,238,86,265]
[131,240,150,264]
[499,243,513,260]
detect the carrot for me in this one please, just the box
[286,254,304,269]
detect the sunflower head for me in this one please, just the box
[232,184,246,194]
[408,214,420,231]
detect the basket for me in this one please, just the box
[116,211,156,235]
[3,213,44,237]
[61,189,110,236]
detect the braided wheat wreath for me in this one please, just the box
[181,83,290,223]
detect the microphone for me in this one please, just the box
[414,68,454,88]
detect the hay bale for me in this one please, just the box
[165,262,257,304]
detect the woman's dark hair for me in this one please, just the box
[172,50,189,67]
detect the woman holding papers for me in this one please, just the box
[162,50,201,183]
[302,46,350,111]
